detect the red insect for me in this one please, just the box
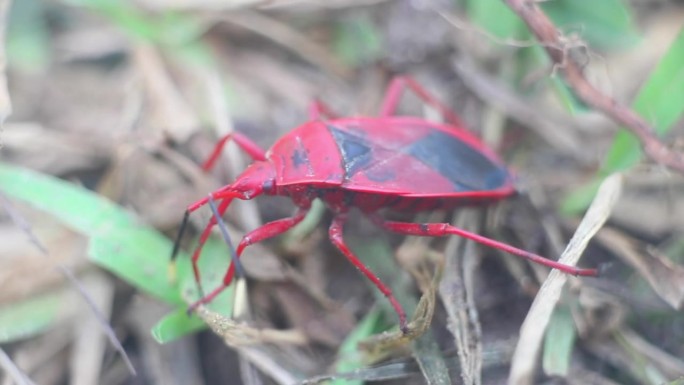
[171,76,598,332]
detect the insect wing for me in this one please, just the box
[327,118,512,196]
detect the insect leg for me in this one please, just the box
[202,132,267,171]
[328,213,409,333]
[170,192,243,289]
[189,197,234,295]
[379,76,464,127]
[369,214,598,277]
[308,99,339,120]
[188,207,310,312]
[170,173,268,289]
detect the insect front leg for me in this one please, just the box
[189,197,233,295]
[379,76,464,127]
[188,206,310,312]
[171,161,276,287]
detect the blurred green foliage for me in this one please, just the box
[0,164,233,343]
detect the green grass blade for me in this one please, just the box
[541,0,638,49]
[0,164,183,304]
[542,305,576,376]
[332,309,386,385]
[151,307,207,344]
[604,26,684,171]
[89,232,182,305]
[0,292,64,343]
[563,26,684,213]
[153,235,237,342]
[466,0,526,39]
[0,164,237,341]
[7,0,50,72]
[334,16,382,67]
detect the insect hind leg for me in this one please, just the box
[328,213,409,333]
[379,76,464,127]
[368,214,598,277]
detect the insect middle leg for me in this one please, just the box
[189,206,311,311]
[379,76,464,127]
[328,212,409,333]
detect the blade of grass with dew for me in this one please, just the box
[510,174,623,385]
[542,304,576,376]
[563,27,684,213]
[347,234,451,385]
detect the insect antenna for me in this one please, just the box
[207,193,245,278]
[168,210,190,282]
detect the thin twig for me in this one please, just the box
[0,347,37,385]
[504,0,684,173]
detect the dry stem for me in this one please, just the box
[504,0,684,173]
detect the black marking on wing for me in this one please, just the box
[328,123,508,192]
[406,130,508,191]
[328,125,373,180]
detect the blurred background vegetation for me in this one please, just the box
[1,0,684,384]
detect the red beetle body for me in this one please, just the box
[267,117,515,211]
[172,77,597,332]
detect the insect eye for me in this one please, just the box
[262,179,275,193]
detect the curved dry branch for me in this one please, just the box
[504,0,684,173]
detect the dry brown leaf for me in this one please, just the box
[619,327,684,379]
[359,258,442,362]
[219,11,350,78]
[273,282,354,346]
[594,226,684,309]
[194,303,307,346]
[132,43,199,142]
[439,209,483,385]
[2,123,111,175]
